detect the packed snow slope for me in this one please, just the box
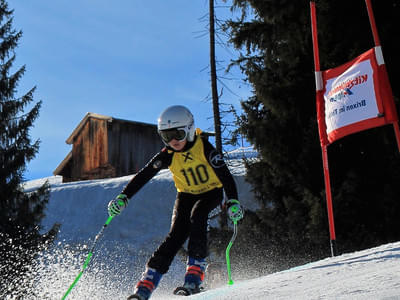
[184,242,400,300]
[23,153,400,300]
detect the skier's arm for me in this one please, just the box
[202,139,244,222]
[107,148,172,217]
[202,137,238,200]
[121,148,171,199]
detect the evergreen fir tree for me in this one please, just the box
[0,1,58,296]
[224,0,400,260]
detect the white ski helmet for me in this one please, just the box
[157,105,195,144]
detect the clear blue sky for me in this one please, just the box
[10,0,251,180]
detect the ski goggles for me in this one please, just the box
[159,127,188,143]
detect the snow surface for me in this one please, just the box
[22,154,400,300]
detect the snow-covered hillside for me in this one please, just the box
[22,155,400,300]
[187,241,400,300]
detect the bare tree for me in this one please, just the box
[209,0,223,153]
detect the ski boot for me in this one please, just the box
[173,257,206,296]
[127,293,146,300]
[173,282,203,296]
[127,267,162,300]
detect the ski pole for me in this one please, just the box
[61,215,114,300]
[225,220,238,285]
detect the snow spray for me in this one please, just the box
[61,215,113,299]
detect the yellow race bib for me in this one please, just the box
[169,136,222,194]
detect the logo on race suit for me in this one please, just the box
[209,150,225,168]
[152,160,162,169]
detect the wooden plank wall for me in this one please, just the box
[64,117,163,181]
[71,118,116,180]
[107,120,163,177]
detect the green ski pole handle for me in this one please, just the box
[225,220,238,285]
[61,215,114,300]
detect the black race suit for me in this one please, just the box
[121,132,238,274]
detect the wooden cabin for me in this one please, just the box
[54,113,164,182]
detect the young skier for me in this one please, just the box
[107,105,244,300]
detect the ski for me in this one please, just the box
[127,294,145,300]
[173,286,204,296]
